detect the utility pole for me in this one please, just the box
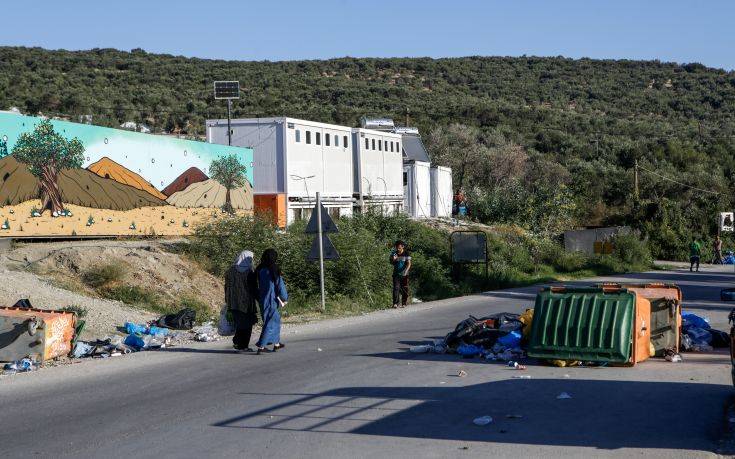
[316,192,326,312]
[227,99,232,146]
[406,107,410,127]
[634,159,639,200]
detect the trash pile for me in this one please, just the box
[680,311,730,353]
[410,311,533,363]
[69,308,202,359]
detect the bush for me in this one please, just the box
[611,233,653,270]
[82,263,127,288]
[59,304,88,319]
[101,285,160,309]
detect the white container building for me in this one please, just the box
[404,161,432,218]
[430,166,453,218]
[206,117,354,224]
[352,127,404,214]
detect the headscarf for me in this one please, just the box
[233,250,254,273]
[257,248,281,282]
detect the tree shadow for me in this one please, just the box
[213,378,728,452]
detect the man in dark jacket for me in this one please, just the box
[225,250,258,351]
[390,240,412,308]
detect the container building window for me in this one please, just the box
[365,138,369,150]
[344,136,349,147]
[295,130,301,142]
[371,139,375,150]
[306,131,311,144]
[378,140,382,151]
[325,133,330,146]
[316,132,321,145]
[334,135,339,147]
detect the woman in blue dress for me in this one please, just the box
[255,248,288,354]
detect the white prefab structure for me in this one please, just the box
[404,161,432,218]
[352,128,404,214]
[206,117,354,224]
[430,166,453,218]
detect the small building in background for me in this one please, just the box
[400,131,433,218]
[352,125,404,215]
[206,117,354,226]
[430,166,453,218]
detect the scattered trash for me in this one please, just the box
[511,375,531,379]
[72,341,94,358]
[472,416,493,426]
[153,308,196,330]
[665,354,683,363]
[317,348,323,352]
[457,370,468,377]
[457,344,483,357]
[556,392,572,399]
[507,361,527,370]
[3,358,39,374]
[563,374,570,379]
[410,344,433,353]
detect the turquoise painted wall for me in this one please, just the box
[0,112,254,190]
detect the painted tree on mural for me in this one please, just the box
[9,120,85,214]
[209,154,246,214]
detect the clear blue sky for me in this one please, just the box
[2,0,733,69]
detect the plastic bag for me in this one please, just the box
[218,306,235,336]
[686,326,712,345]
[519,309,534,338]
[682,312,710,330]
[497,331,522,348]
[456,344,483,357]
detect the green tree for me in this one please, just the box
[9,119,84,214]
[209,154,247,214]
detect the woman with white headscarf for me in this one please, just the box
[225,250,259,351]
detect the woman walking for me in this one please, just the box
[225,250,258,352]
[255,248,288,354]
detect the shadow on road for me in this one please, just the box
[213,378,727,452]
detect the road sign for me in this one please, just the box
[720,212,734,232]
[305,204,339,234]
[213,81,240,99]
[307,235,340,261]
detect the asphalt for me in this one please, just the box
[1,265,734,458]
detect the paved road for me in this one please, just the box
[1,266,733,458]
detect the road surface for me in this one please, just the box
[1,265,733,458]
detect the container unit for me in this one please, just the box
[403,161,432,218]
[528,286,652,365]
[351,128,404,215]
[430,166,453,218]
[207,117,354,226]
[596,283,682,355]
[0,306,76,361]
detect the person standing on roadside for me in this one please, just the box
[225,250,258,352]
[690,237,701,272]
[390,240,412,308]
[255,248,288,355]
[713,236,723,264]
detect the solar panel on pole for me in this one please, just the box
[213,81,240,145]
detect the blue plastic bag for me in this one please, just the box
[682,312,710,330]
[124,334,145,349]
[456,344,483,357]
[147,326,169,336]
[125,322,147,335]
[497,331,522,348]
[686,327,712,345]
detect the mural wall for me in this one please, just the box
[0,113,254,237]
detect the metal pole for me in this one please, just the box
[227,99,232,146]
[634,159,639,200]
[317,192,326,311]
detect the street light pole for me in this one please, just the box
[227,99,232,146]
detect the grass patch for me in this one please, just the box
[100,285,162,310]
[177,294,216,323]
[82,263,127,288]
[59,304,88,319]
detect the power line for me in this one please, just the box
[638,164,721,195]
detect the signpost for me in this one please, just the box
[450,230,489,279]
[214,81,240,146]
[305,192,339,311]
[720,212,734,234]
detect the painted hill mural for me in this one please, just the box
[88,157,168,200]
[162,167,208,196]
[167,178,253,210]
[0,113,254,237]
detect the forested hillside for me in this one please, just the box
[1,46,734,258]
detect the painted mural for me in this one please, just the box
[0,113,253,237]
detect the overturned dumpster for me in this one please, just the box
[0,306,76,362]
[528,286,651,365]
[596,283,681,356]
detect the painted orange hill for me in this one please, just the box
[88,157,167,200]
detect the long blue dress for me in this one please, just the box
[256,268,288,347]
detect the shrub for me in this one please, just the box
[611,233,653,270]
[101,285,160,309]
[82,263,127,288]
[59,304,88,319]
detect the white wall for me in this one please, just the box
[431,166,453,218]
[404,161,432,218]
[353,128,403,200]
[206,118,283,194]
